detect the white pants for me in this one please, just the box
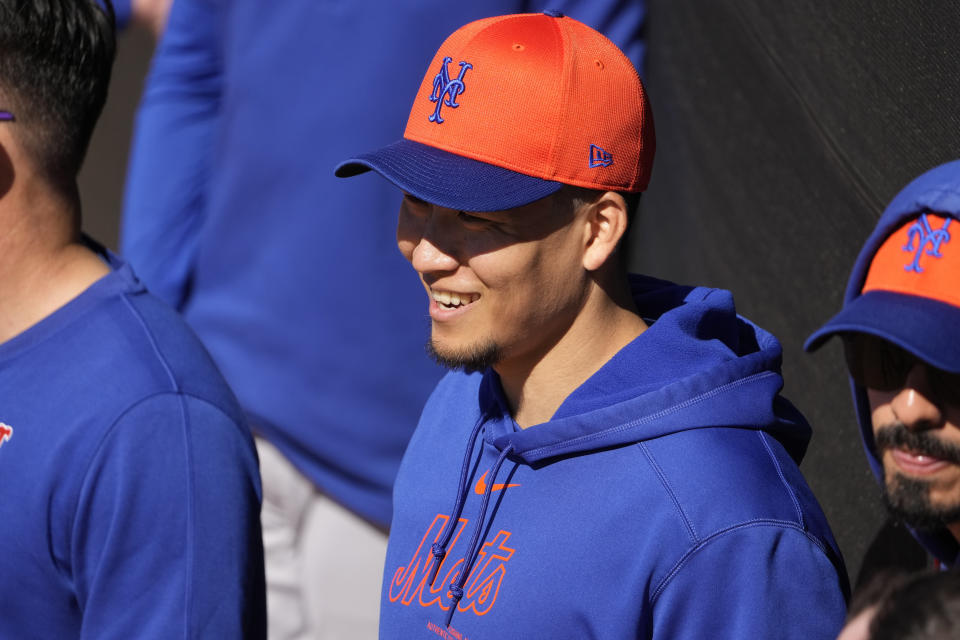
[255,437,387,640]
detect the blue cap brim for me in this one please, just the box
[335,139,564,212]
[804,290,960,373]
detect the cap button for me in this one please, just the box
[543,9,564,18]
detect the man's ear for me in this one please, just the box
[0,142,14,201]
[581,191,629,272]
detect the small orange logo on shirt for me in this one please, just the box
[474,471,520,495]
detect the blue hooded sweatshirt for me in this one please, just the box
[806,159,960,566]
[380,275,849,639]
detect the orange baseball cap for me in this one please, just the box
[335,10,655,212]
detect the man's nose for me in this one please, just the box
[411,231,459,274]
[890,363,945,430]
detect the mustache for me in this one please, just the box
[874,422,960,465]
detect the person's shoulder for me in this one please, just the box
[113,288,243,417]
[640,427,827,537]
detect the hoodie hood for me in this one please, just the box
[805,159,960,564]
[424,273,816,626]
[402,276,842,626]
[481,274,811,466]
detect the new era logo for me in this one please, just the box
[589,144,613,168]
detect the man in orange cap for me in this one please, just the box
[340,11,849,638]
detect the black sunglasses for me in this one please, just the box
[842,333,960,404]
[0,111,13,121]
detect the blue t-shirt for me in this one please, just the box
[0,252,265,638]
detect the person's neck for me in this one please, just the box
[495,276,647,429]
[0,178,110,344]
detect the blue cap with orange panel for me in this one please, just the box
[805,160,960,374]
[335,11,655,212]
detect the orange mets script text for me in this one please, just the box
[390,514,515,617]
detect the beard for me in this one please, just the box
[875,422,960,531]
[426,338,502,374]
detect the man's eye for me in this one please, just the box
[403,193,429,207]
[458,211,488,224]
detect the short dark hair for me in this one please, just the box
[871,570,960,640]
[0,0,116,182]
[848,569,960,640]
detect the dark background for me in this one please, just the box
[80,2,960,586]
[78,26,153,250]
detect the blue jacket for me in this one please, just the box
[121,0,646,528]
[381,275,849,638]
[0,251,265,638]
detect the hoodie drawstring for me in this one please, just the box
[444,442,515,628]
[427,415,487,587]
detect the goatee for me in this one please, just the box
[426,338,501,374]
[875,422,960,531]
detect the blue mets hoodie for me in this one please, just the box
[809,160,960,566]
[380,275,849,639]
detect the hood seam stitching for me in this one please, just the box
[639,442,699,544]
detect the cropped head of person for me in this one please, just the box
[336,10,655,378]
[806,159,960,563]
[0,0,116,189]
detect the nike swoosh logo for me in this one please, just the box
[474,470,520,495]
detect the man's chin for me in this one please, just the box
[883,472,960,532]
[426,338,501,374]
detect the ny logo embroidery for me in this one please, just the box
[0,423,12,448]
[903,214,951,273]
[429,57,473,124]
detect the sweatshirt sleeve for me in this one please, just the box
[71,394,266,639]
[120,0,222,309]
[650,524,847,639]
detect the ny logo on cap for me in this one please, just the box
[429,57,472,124]
[903,213,951,273]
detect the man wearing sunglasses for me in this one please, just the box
[806,159,960,566]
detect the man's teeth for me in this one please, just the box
[432,291,479,308]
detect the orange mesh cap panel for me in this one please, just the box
[862,213,959,308]
[403,13,655,192]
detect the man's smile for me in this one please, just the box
[430,288,479,311]
[888,447,953,476]
[875,423,960,479]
